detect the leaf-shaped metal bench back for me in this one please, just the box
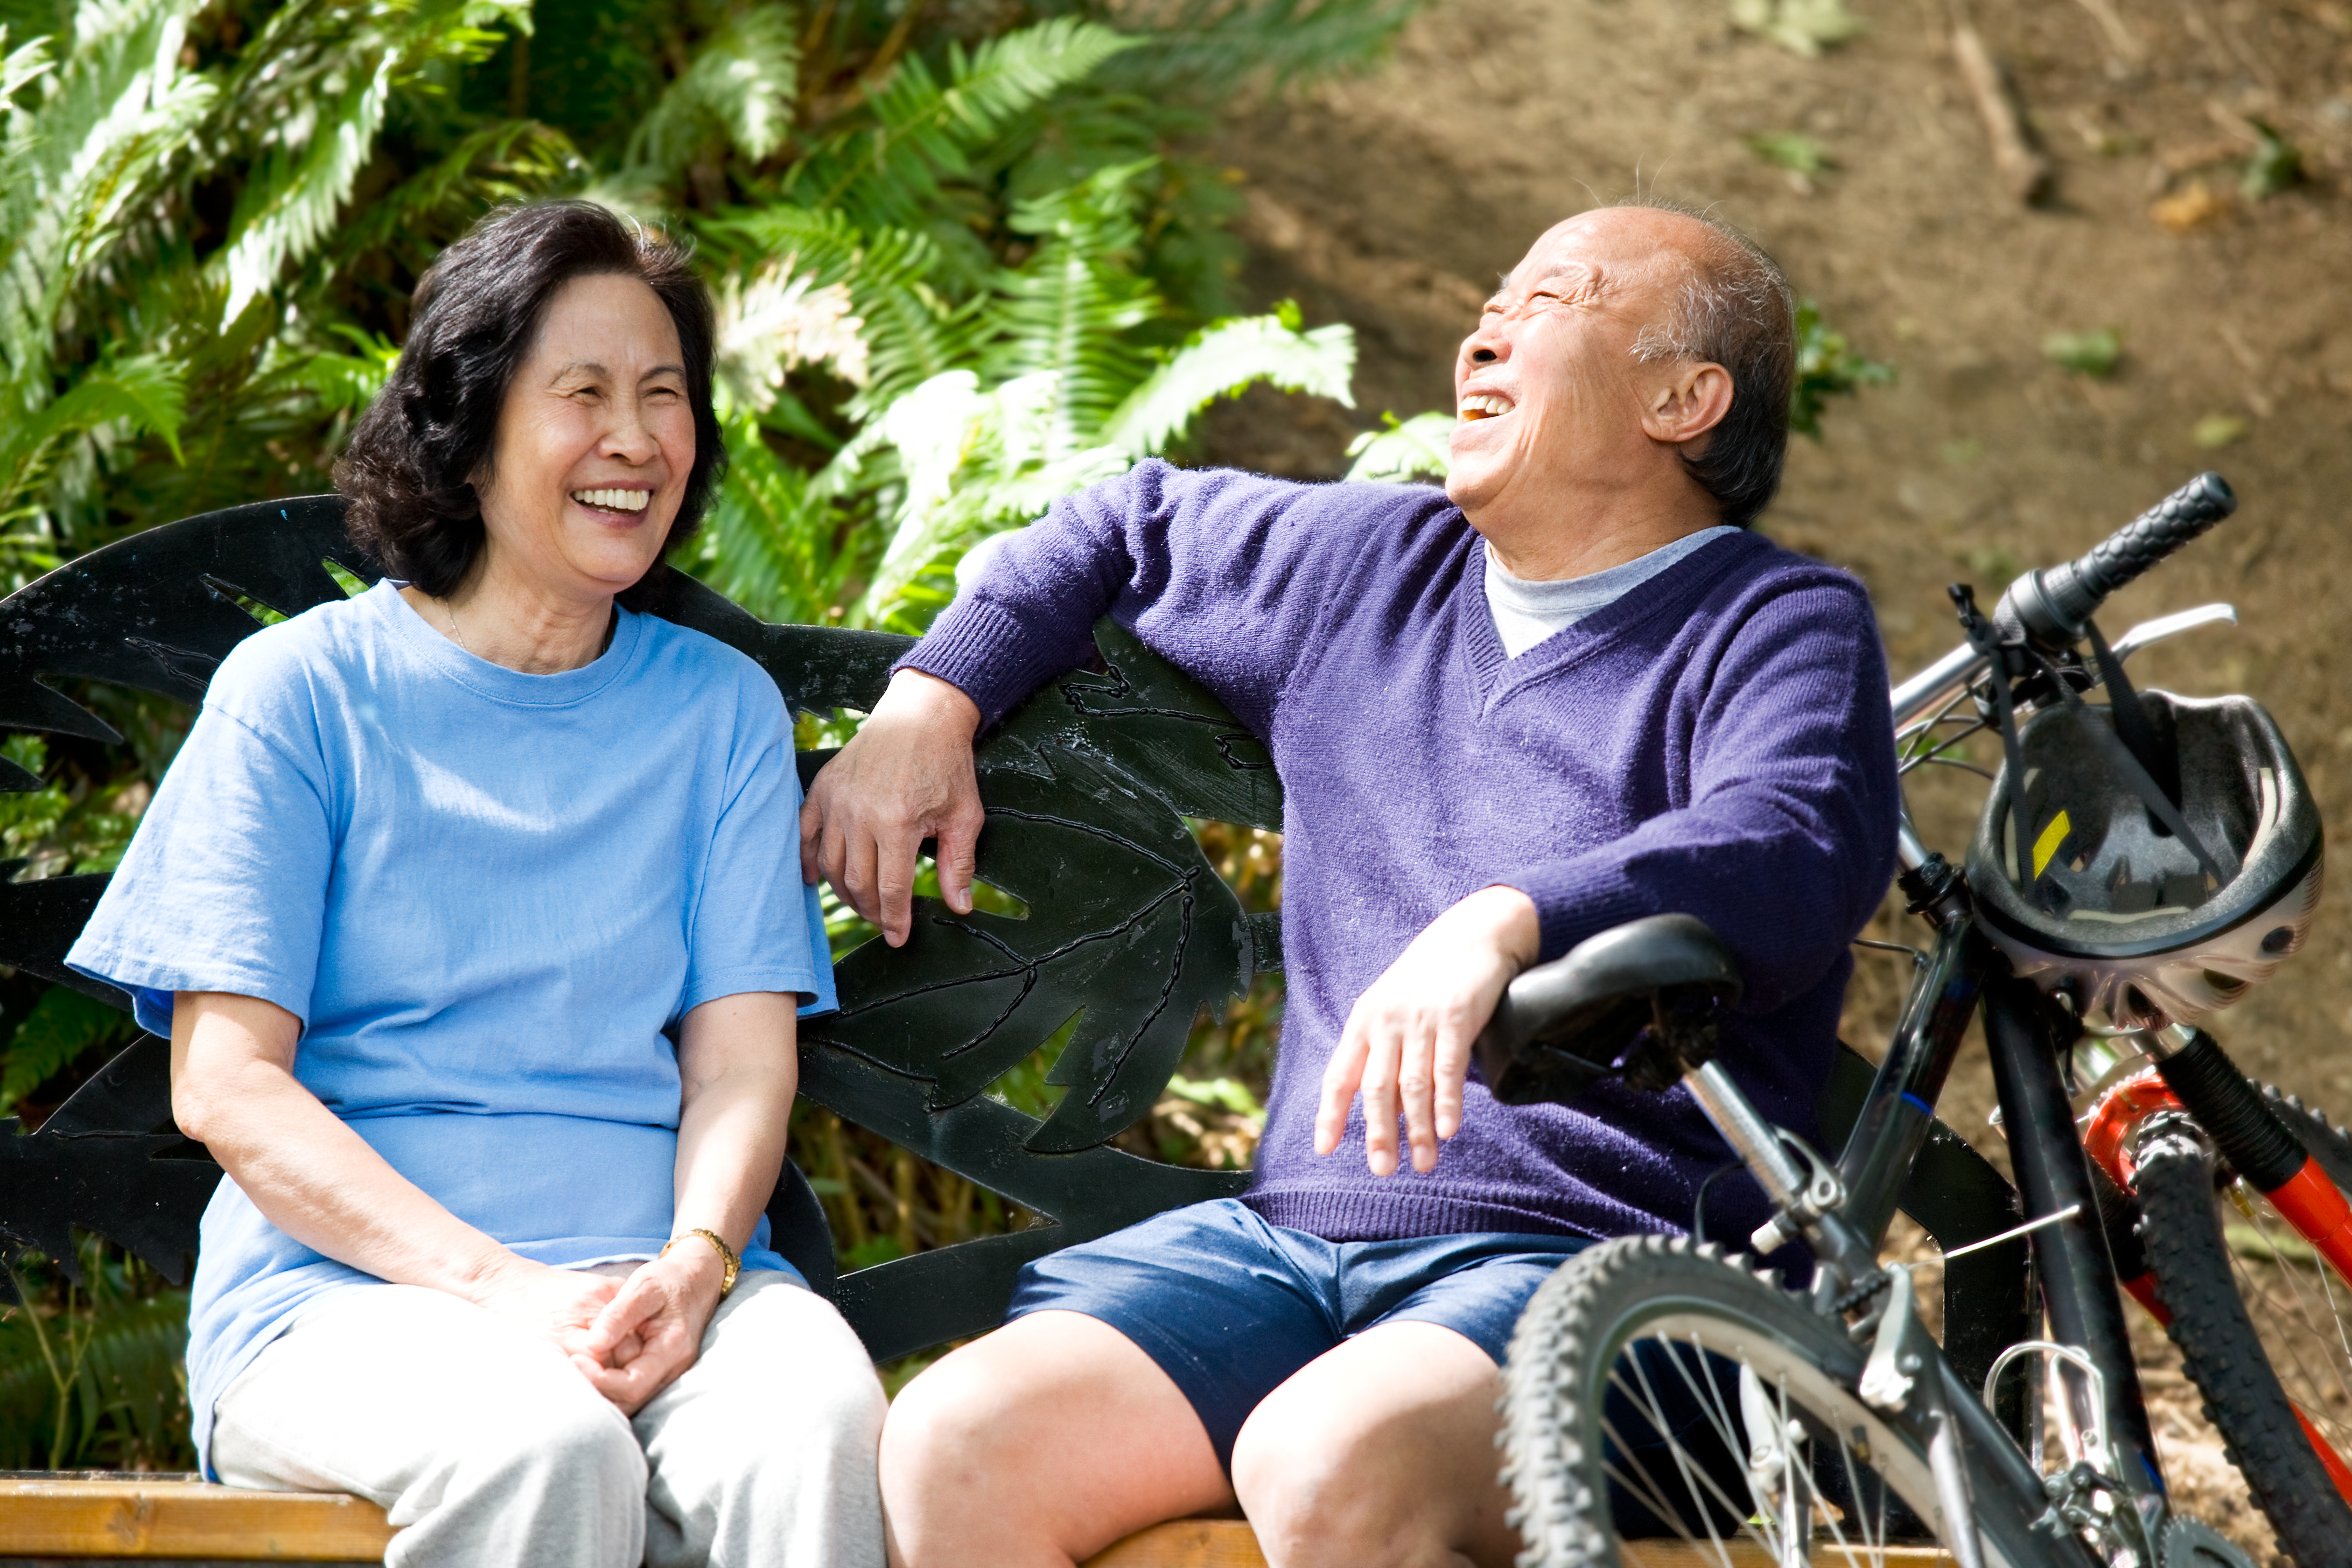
[0,496,1285,1361]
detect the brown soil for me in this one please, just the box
[1196,0,2352,1556]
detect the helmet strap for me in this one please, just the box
[1952,585,2039,888]
[2022,641,2237,888]
[2082,618,2182,809]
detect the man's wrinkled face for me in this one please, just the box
[1447,208,1704,521]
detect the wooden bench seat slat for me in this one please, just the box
[0,1480,396,1562]
[0,1480,1961,1565]
[1087,1520,1268,1567]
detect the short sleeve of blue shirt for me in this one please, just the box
[64,579,837,1471]
[74,700,337,1037]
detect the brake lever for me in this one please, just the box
[2105,603,2236,664]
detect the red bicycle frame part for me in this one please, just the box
[2082,1067,2352,1505]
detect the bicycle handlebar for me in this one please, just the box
[1889,472,2237,729]
[1993,471,2236,646]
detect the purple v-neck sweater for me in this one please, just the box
[902,461,1899,1246]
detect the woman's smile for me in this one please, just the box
[569,486,653,516]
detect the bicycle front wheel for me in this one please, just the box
[2132,1087,2352,1568]
[1501,1234,2056,1568]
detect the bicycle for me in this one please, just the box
[1475,471,2352,1568]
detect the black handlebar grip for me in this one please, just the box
[1997,472,2236,646]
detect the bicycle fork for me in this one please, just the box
[2081,1020,2352,1505]
[1675,1052,2083,1568]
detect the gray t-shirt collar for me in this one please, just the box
[1483,526,1744,660]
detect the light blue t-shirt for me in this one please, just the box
[66,579,837,1470]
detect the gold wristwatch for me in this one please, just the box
[662,1227,740,1299]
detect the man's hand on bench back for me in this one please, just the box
[801,668,985,947]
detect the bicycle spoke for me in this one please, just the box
[2232,1188,2352,1447]
[1617,1344,1767,1549]
[1598,1330,1930,1568]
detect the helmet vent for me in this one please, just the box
[2262,926,2297,956]
[2203,970,2248,1001]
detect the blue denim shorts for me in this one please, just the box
[1005,1198,1591,1468]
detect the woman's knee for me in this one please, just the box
[466,1381,646,1499]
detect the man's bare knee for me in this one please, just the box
[881,1313,1233,1568]
[1232,1325,1512,1568]
[1233,1401,1410,1567]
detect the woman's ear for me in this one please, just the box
[1640,361,1734,448]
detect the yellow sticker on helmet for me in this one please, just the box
[2032,809,2073,880]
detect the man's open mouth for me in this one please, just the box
[1458,394,1514,422]
[570,488,650,514]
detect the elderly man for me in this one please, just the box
[802,199,1899,1568]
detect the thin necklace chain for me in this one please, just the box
[438,593,615,664]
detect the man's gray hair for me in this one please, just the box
[1614,196,1796,529]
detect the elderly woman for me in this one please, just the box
[64,200,884,1568]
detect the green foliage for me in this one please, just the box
[1745,131,1832,177]
[0,734,145,876]
[1728,0,1865,56]
[2194,412,2249,450]
[2242,122,2304,200]
[2,987,135,1114]
[1789,298,1893,440]
[0,1238,193,1471]
[1345,409,1453,483]
[697,152,1356,632]
[0,0,579,574]
[2044,327,2122,379]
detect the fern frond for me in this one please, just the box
[625,5,797,184]
[0,1276,186,1469]
[329,118,582,270]
[983,161,1161,457]
[0,987,135,1113]
[1343,409,1452,482]
[0,27,51,108]
[0,0,214,386]
[254,325,400,416]
[0,353,187,512]
[1100,309,1355,457]
[714,263,866,416]
[788,18,1138,240]
[208,55,397,326]
[68,1291,188,1468]
[206,0,534,324]
[1106,0,1419,96]
[698,418,863,626]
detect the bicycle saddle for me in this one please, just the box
[1475,913,1744,1107]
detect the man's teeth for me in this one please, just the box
[1458,394,1515,421]
[571,488,649,512]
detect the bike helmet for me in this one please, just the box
[1966,689,2323,1029]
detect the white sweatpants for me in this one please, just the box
[211,1270,886,1568]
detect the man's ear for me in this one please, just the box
[1640,361,1734,448]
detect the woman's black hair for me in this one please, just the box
[335,200,725,611]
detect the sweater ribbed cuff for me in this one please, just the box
[892,597,1067,728]
[1501,856,1651,964]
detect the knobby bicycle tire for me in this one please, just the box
[1500,1234,2054,1568]
[2133,1088,2352,1568]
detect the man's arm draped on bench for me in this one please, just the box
[810,202,1898,1568]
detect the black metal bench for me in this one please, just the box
[0,498,2022,1564]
